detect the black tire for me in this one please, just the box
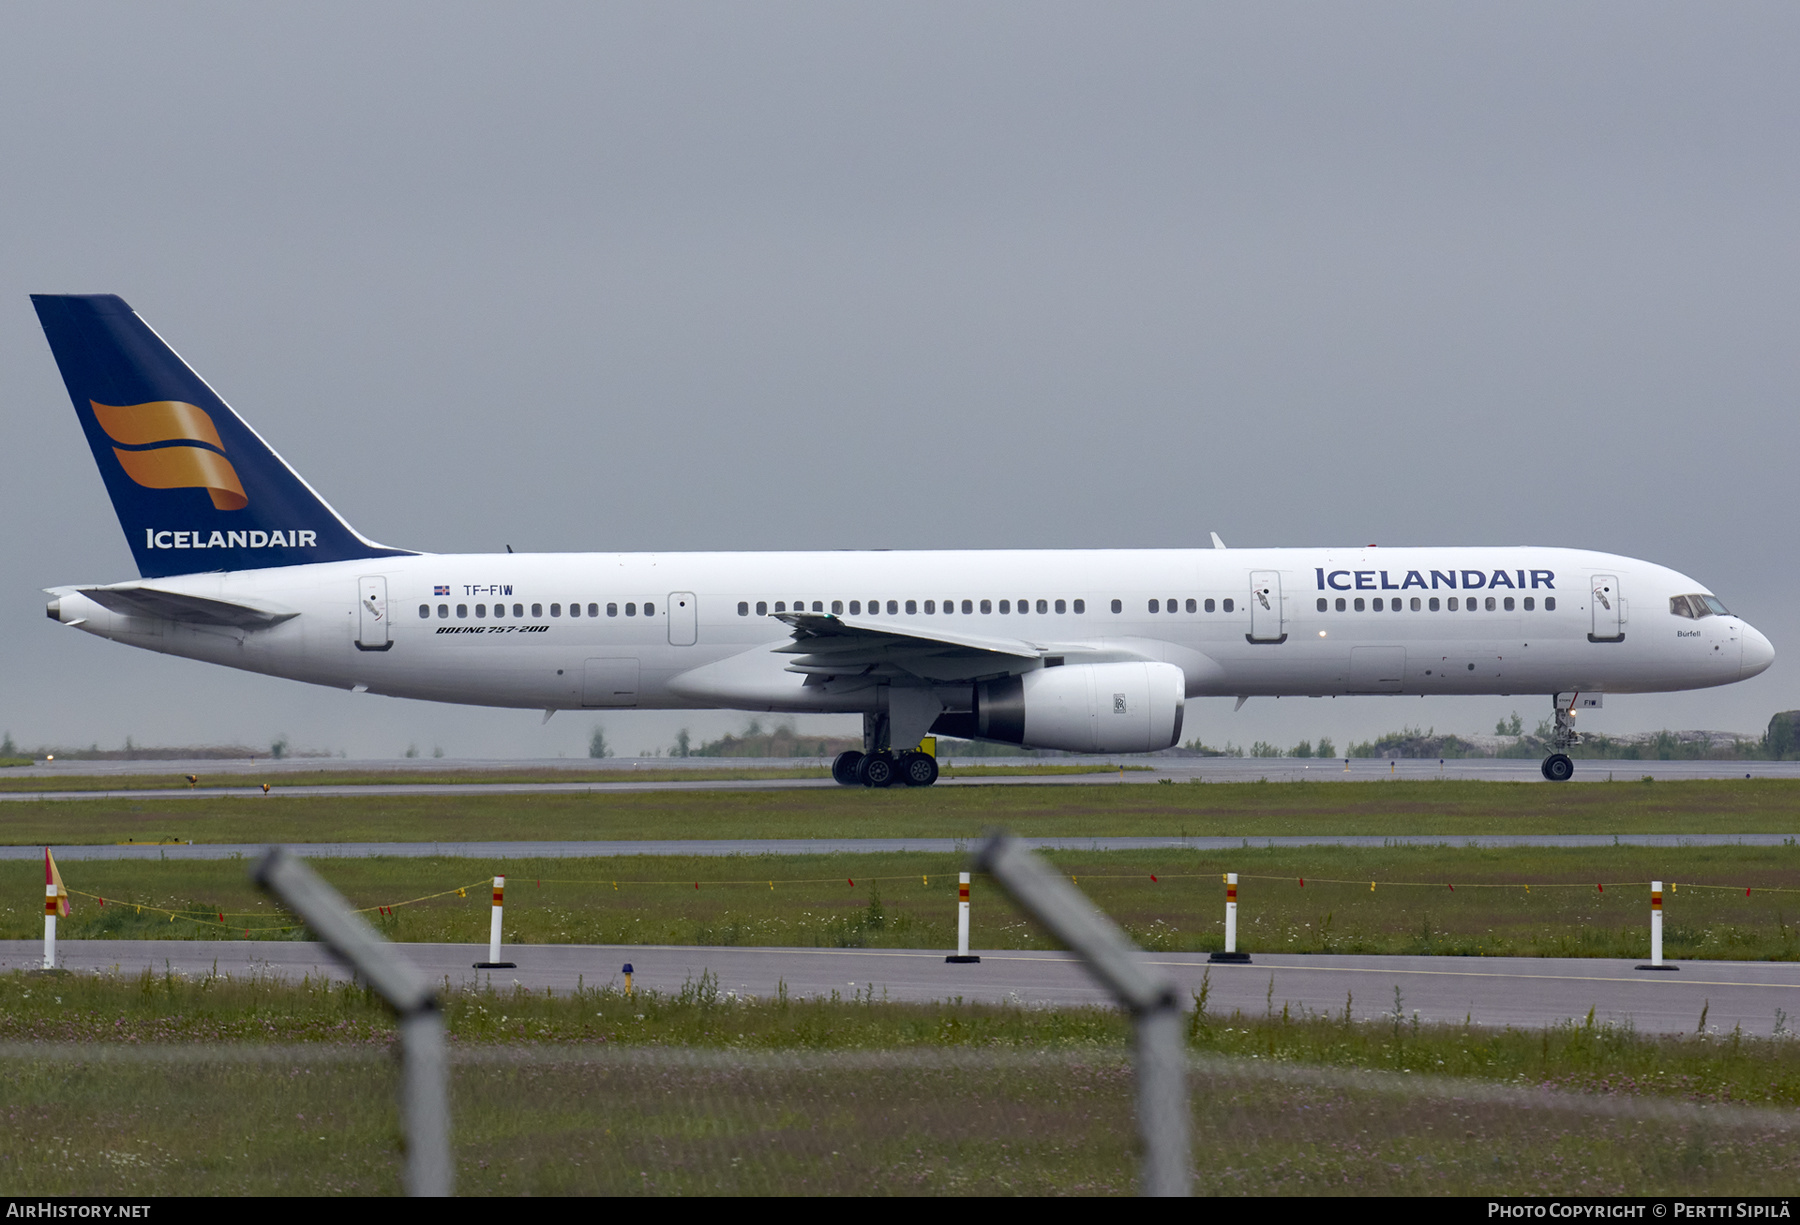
[899,752,940,787]
[1542,754,1574,782]
[859,753,896,788]
[832,750,864,786]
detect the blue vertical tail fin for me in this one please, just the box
[32,294,411,578]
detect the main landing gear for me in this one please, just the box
[1541,695,1579,782]
[833,712,941,787]
[830,749,940,788]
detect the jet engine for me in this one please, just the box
[967,661,1185,753]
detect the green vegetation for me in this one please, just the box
[3,777,1800,845]
[11,845,1800,959]
[3,972,1800,1194]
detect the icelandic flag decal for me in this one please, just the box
[434,585,450,596]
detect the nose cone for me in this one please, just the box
[1742,624,1775,680]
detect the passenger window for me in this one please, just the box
[832,600,843,615]
[775,601,786,613]
[756,601,768,616]
[964,599,975,614]
[457,604,467,618]
[1317,598,1328,612]
[1485,597,1496,612]
[999,600,1011,614]
[438,604,448,618]
[1185,598,1196,613]
[1545,597,1556,611]
[981,599,993,614]
[738,601,750,616]
[1372,598,1383,612]
[644,602,654,616]
[531,603,542,618]
[1037,599,1049,614]
[418,604,429,618]
[1409,597,1420,612]
[1222,599,1234,613]
[1448,597,1459,611]
[906,600,918,614]
[886,600,898,615]
[810,601,821,612]
[1055,599,1066,614]
[514,604,524,618]
[1353,598,1365,612]
[1523,597,1534,611]
[1468,599,1478,612]
[476,604,486,618]
[1503,597,1514,612]
[1148,599,1159,613]
[1335,597,1346,612]
[1204,599,1215,613]
[592,603,603,617]
[551,603,561,617]
[1428,597,1440,612]
[1110,599,1122,613]
[626,603,636,617]
[493,604,504,619]
[924,600,935,614]
[570,603,581,618]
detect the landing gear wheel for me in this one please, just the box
[1542,753,1574,782]
[857,753,896,788]
[898,752,940,787]
[832,750,864,786]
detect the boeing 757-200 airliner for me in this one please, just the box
[32,294,1775,785]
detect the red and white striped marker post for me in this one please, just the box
[43,884,57,970]
[1209,872,1251,963]
[946,871,980,963]
[1638,880,1678,971]
[473,875,517,969]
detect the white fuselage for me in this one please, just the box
[47,545,1774,723]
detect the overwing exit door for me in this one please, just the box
[668,592,697,646]
[1248,571,1286,643]
[356,576,392,651]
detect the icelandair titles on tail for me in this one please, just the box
[31,294,1775,786]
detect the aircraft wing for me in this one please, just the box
[69,584,299,629]
[772,611,1046,682]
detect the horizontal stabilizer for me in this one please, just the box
[71,584,299,629]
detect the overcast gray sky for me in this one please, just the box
[2,3,1794,758]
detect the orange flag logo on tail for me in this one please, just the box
[91,400,248,511]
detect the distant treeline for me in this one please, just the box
[1343,711,1800,761]
[0,732,325,762]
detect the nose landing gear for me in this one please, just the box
[1541,695,1580,782]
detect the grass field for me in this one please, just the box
[13,844,1800,959]
[2,971,1799,1195]
[0,762,1138,793]
[5,777,1800,846]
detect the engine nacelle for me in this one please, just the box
[973,661,1185,753]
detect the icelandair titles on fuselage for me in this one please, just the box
[144,528,318,551]
[1317,567,1556,592]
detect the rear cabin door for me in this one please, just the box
[1248,571,1286,643]
[668,592,697,646]
[356,577,392,651]
[1589,574,1624,642]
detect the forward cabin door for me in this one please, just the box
[1248,571,1286,643]
[356,577,392,651]
[1589,574,1624,642]
[668,592,697,646]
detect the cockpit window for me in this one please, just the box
[1672,593,1729,618]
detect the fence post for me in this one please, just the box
[1637,880,1677,972]
[974,832,1189,1196]
[946,871,981,963]
[1209,872,1250,964]
[254,846,453,1196]
[42,885,57,970]
[475,875,515,969]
